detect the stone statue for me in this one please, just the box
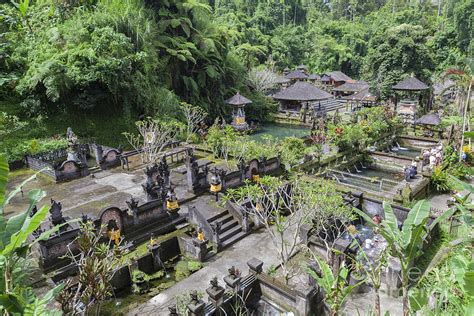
[209,276,219,289]
[189,290,200,304]
[66,127,78,147]
[126,197,140,216]
[50,199,64,226]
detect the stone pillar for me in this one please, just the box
[187,291,205,316]
[223,266,242,292]
[299,224,312,245]
[192,239,208,262]
[385,257,402,297]
[241,209,250,233]
[95,145,103,167]
[149,244,163,271]
[210,222,221,250]
[206,278,225,315]
[330,238,351,273]
[247,258,263,275]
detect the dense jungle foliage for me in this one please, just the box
[0,0,473,161]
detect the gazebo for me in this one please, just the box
[414,113,442,137]
[284,70,309,81]
[296,64,308,73]
[392,76,429,110]
[324,71,353,88]
[272,81,333,121]
[392,76,429,129]
[341,88,378,110]
[225,92,252,131]
[332,80,368,97]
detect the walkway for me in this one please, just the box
[127,229,280,315]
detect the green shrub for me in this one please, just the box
[431,166,452,192]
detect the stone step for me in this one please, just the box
[207,210,229,223]
[219,225,242,242]
[220,231,248,249]
[219,220,239,234]
[216,214,234,226]
[88,166,101,173]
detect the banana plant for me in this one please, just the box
[307,254,364,316]
[0,155,64,315]
[355,200,455,316]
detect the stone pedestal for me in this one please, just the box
[206,280,225,315]
[224,275,241,292]
[247,258,263,275]
[189,238,208,262]
[385,256,402,297]
[187,300,205,316]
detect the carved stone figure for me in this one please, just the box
[49,199,64,226]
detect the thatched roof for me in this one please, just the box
[341,88,377,102]
[272,81,333,101]
[225,92,252,105]
[296,64,308,71]
[415,113,441,126]
[332,81,368,93]
[284,70,309,80]
[308,74,320,81]
[275,76,291,84]
[327,71,352,82]
[393,77,429,91]
[321,74,331,82]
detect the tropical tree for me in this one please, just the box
[355,200,455,316]
[180,102,207,143]
[57,220,125,315]
[123,118,180,165]
[224,177,352,284]
[443,63,473,160]
[0,154,64,315]
[307,253,364,316]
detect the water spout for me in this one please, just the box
[396,142,408,151]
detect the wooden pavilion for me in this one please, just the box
[284,70,309,82]
[392,76,429,127]
[272,81,333,120]
[341,88,378,110]
[414,113,442,137]
[321,71,353,88]
[332,80,369,97]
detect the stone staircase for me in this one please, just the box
[207,209,250,249]
[88,165,101,174]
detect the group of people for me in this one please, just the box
[422,144,444,170]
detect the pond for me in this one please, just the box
[249,123,309,142]
[390,146,423,159]
[329,165,404,193]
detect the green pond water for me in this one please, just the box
[249,123,309,142]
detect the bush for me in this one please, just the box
[1,137,67,162]
[431,166,452,192]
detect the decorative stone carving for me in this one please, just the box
[50,199,65,227]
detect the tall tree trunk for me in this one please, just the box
[402,277,409,316]
[374,287,381,316]
[459,82,472,161]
